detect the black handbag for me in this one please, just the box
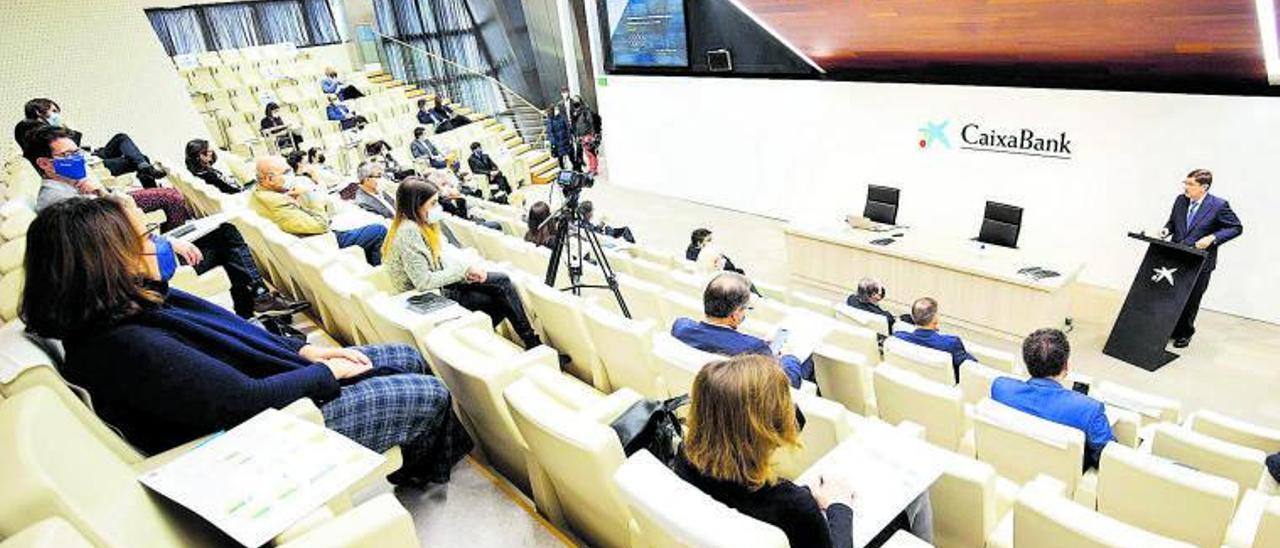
[610,394,689,467]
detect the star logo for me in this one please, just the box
[1151,266,1177,286]
[918,120,951,149]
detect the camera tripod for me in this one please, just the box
[544,189,631,319]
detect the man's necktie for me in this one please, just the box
[1186,201,1200,227]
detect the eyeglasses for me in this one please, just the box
[51,149,84,160]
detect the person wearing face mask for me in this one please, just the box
[20,196,473,488]
[410,126,455,171]
[320,67,366,100]
[365,140,413,180]
[325,95,368,131]
[251,155,388,265]
[14,98,170,188]
[425,95,471,133]
[570,96,600,176]
[24,127,301,318]
[382,177,541,349]
[424,169,502,231]
[184,139,245,194]
[353,160,398,218]
[260,102,303,151]
[466,142,512,204]
[671,272,812,388]
[545,104,577,171]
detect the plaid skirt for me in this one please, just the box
[320,343,473,484]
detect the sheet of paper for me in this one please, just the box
[797,434,943,548]
[138,409,385,547]
[778,310,834,362]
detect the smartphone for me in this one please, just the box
[1072,381,1090,395]
[770,328,790,355]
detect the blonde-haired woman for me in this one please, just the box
[675,354,855,548]
[382,177,541,348]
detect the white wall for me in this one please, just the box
[596,76,1280,325]
[2,0,211,166]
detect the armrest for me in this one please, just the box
[277,494,420,548]
[1108,406,1142,448]
[280,398,324,426]
[136,399,324,472]
[585,387,644,425]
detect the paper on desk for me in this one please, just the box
[797,436,943,548]
[138,409,385,548]
[777,311,834,362]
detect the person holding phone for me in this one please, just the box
[991,328,1115,470]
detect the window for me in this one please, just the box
[372,0,510,115]
[145,0,344,57]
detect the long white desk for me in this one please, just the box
[784,223,1082,338]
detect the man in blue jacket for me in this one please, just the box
[1160,169,1243,348]
[992,328,1114,470]
[893,297,975,382]
[671,272,810,387]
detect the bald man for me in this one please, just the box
[250,155,387,265]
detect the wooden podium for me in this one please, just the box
[1103,233,1208,371]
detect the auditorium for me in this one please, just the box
[3,0,1280,546]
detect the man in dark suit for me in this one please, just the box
[1160,169,1243,348]
[466,142,512,204]
[893,297,976,382]
[846,277,898,336]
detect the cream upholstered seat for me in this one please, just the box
[613,451,789,548]
[1092,380,1182,428]
[616,274,668,327]
[522,280,608,390]
[752,279,790,304]
[504,374,642,548]
[789,290,834,315]
[424,311,599,501]
[958,360,1015,405]
[1225,490,1280,548]
[0,517,94,548]
[883,336,958,386]
[168,266,234,311]
[966,342,1021,375]
[468,224,508,261]
[1146,423,1271,493]
[666,269,709,302]
[834,302,891,335]
[0,268,24,323]
[1186,410,1280,454]
[813,344,876,416]
[821,320,881,365]
[1005,475,1194,548]
[659,290,703,330]
[650,332,722,397]
[581,300,669,399]
[0,206,35,241]
[628,257,670,288]
[315,261,382,345]
[0,237,24,274]
[873,366,974,455]
[1097,443,1239,547]
[972,398,1096,506]
[926,447,1013,548]
[0,386,418,548]
[775,390,854,479]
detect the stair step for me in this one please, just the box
[532,166,561,185]
[498,129,518,140]
[405,88,427,99]
[503,136,523,148]
[531,158,557,174]
[508,143,532,156]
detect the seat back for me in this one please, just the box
[628,257,670,288]
[1187,410,1280,454]
[0,268,24,323]
[613,451,789,548]
[469,225,508,261]
[1092,381,1181,426]
[504,376,631,548]
[752,279,790,304]
[1015,476,1195,548]
[615,274,667,326]
[522,281,606,390]
[834,303,890,336]
[972,399,1085,492]
[775,391,852,479]
[0,387,219,546]
[812,344,875,416]
[1149,423,1266,492]
[966,342,1022,375]
[928,449,1004,548]
[651,333,722,397]
[883,336,956,386]
[1252,495,1280,547]
[821,321,881,365]
[874,366,969,452]
[659,291,703,330]
[666,269,708,302]
[789,291,833,315]
[581,301,667,399]
[958,361,1014,405]
[1097,444,1238,547]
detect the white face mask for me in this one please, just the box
[426,205,446,224]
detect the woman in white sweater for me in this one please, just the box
[383,177,541,348]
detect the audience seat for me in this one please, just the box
[1000,475,1193,548]
[0,238,23,274]
[873,366,975,456]
[821,320,881,365]
[651,332,722,397]
[883,336,959,386]
[658,290,703,330]
[665,269,708,302]
[522,281,608,391]
[0,517,94,548]
[789,290,834,316]
[1145,423,1273,494]
[813,344,877,416]
[972,399,1096,507]
[834,302,890,335]
[958,360,1012,406]
[927,447,1013,548]
[752,279,790,304]
[1225,490,1280,548]
[1186,410,1280,454]
[504,373,642,548]
[1096,443,1239,547]
[966,342,1021,375]
[613,450,789,548]
[581,300,669,400]
[0,386,417,548]
[0,268,25,323]
[627,257,670,289]
[775,390,853,479]
[1092,380,1183,429]
[168,266,234,312]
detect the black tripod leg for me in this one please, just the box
[581,225,632,319]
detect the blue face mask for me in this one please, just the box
[148,235,179,282]
[46,112,63,127]
[51,153,87,180]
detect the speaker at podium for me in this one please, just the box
[1103,232,1208,371]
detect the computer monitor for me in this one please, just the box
[977,201,1023,248]
[863,185,900,225]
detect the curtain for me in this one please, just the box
[304,0,341,44]
[259,1,309,46]
[147,9,207,56]
[206,4,259,49]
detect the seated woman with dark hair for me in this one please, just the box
[184,138,245,194]
[524,201,557,249]
[260,102,303,151]
[20,196,473,488]
[382,178,541,349]
[365,140,414,180]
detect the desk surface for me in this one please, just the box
[785,222,1083,293]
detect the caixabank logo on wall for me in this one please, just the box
[918,120,1073,160]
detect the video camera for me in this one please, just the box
[555,170,594,196]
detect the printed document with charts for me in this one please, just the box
[138,409,385,547]
[797,433,943,548]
